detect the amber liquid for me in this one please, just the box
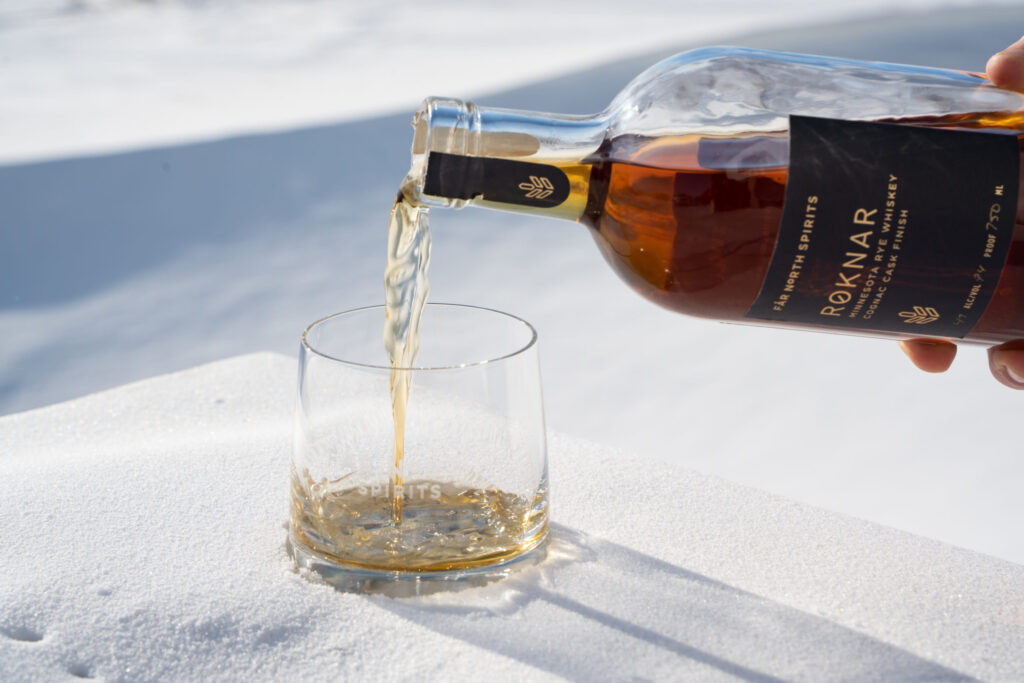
[577,114,1024,344]
[384,193,432,525]
[335,192,549,572]
[290,471,548,571]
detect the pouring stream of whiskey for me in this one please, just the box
[383,189,432,526]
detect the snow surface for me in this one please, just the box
[0,0,1012,165]
[1,0,1024,604]
[2,353,1023,681]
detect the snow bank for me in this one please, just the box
[1,0,1018,164]
[5,4,1024,565]
[2,353,1022,680]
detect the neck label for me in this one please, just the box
[424,152,570,208]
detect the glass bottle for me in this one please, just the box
[400,47,1024,344]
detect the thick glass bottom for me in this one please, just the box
[287,529,549,597]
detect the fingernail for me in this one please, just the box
[990,349,1024,389]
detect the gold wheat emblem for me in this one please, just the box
[898,306,940,325]
[518,176,554,199]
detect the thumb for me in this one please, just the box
[986,36,1024,92]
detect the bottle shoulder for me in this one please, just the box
[606,46,1024,139]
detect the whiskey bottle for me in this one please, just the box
[401,47,1024,344]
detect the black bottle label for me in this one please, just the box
[746,115,1019,338]
[423,152,570,208]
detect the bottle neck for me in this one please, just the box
[403,97,607,222]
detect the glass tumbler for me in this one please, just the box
[288,304,549,591]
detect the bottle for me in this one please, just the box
[400,47,1024,345]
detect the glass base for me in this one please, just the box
[287,530,549,597]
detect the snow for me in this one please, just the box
[0,0,1010,165]
[2,353,1022,681]
[5,0,1024,565]
[3,1,1024,674]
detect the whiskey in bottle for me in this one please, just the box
[401,47,1024,345]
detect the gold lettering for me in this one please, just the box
[853,208,877,226]
[849,232,872,250]
[983,233,997,258]
[829,290,852,305]
[963,283,982,310]
[843,251,868,269]
[820,306,843,317]
[836,271,861,288]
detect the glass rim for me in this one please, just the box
[301,303,539,371]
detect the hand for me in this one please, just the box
[900,37,1024,389]
[986,36,1024,90]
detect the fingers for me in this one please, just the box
[898,41,1024,385]
[900,338,1024,389]
[898,339,957,373]
[983,40,1024,386]
[988,340,1024,389]
[986,35,1024,92]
